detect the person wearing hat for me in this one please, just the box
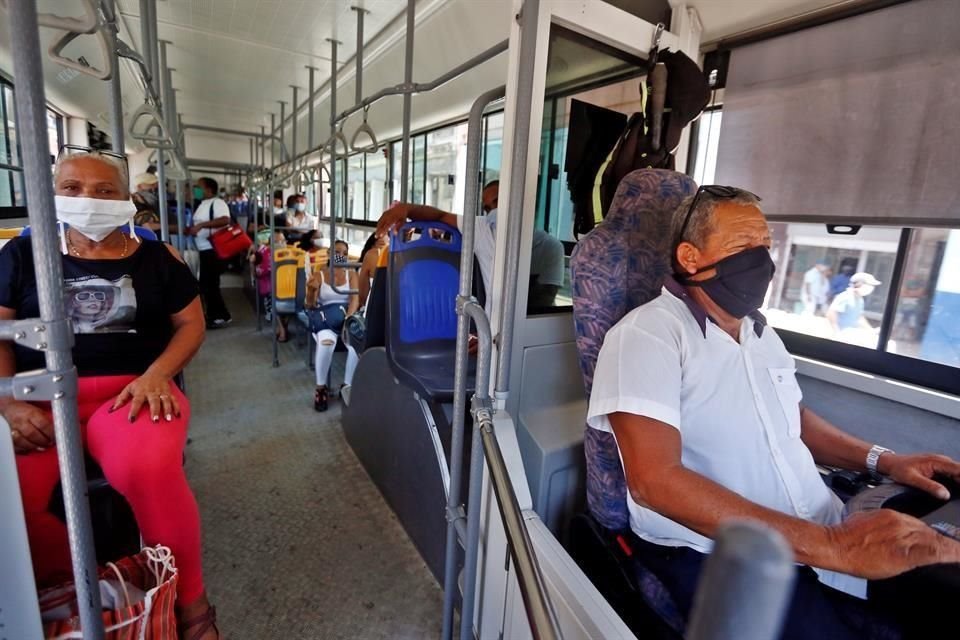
[827,272,882,334]
[132,172,159,212]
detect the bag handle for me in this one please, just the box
[105,562,132,609]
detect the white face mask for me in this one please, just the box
[313,238,326,248]
[55,195,138,251]
[295,202,306,213]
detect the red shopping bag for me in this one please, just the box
[210,223,253,260]
[40,545,179,640]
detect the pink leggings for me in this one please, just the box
[15,375,205,605]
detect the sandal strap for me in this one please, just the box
[180,605,217,640]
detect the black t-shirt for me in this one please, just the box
[0,237,199,376]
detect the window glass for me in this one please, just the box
[346,154,365,221]
[411,134,425,205]
[482,112,503,187]
[692,109,722,186]
[0,169,13,207]
[890,228,960,366]
[46,109,62,164]
[425,123,468,215]
[365,150,388,220]
[3,85,18,167]
[764,223,898,349]
[0,87,9,166]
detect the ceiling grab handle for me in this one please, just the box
[350,106,380,154]
[0,0,100,33]
[128,103,176,149]
[46,25,114,81]
[324,127,350,157]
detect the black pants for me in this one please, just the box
[199,249,230,322]
[630,536,906,640]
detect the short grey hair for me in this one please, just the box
[53,151,130,195]
[670,189,761,254]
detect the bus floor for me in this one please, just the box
[181,287,442,639]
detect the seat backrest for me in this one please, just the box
[570,168,696,531]
[273,247,304,303]
[387,221,461,346]
[20,224,159,242]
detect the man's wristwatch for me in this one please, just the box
[866,445,895,474]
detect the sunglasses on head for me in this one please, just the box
[676,185,761,248]
[57,144,129,175]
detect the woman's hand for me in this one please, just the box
[111,371,180,423]
[375,203,412,238]
[2,400,54,453]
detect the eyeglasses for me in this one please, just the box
[57,145,129,180]
[675,185,761,248]
[74,291,106,301]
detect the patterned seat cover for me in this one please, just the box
[571,168,697,531]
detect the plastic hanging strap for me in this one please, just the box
[350,106,380,154]
[129,103,176,149]
[47,28,114,81]
[325,127,349,157]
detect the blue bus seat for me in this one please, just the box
[20,224,159,242]
[570,168,697,637]
[386,221,475,403]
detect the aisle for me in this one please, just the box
[183,289,442,639]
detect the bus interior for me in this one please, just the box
[0,0,959,638]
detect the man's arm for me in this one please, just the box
[801,405,960,499]
[194,201,230,230]
[610,411,960,579]
[375,202,458,237]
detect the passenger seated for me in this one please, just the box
[0,149,219,639]
[284,193,315,236]
[587,185,960,639]
[307,240,359,412]
[375,180,566,314]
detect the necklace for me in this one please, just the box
[66,229,128,258]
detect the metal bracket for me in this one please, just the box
[456,294,479,315]
[6,367,78,402]
[445,504,466,524]
[0,318,74,353]
[471,394,494,427]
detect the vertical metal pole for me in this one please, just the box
[138,0,155,89]
[260,125,267,173]
[102,0,124,152]
[249,139,254,168]
[176,179,185,253]
[442,85,507,640]
[270,180,279,367]
[6,2,104,638]
[156,37,170,242]
[290,86,299,164]
[255,186,263,332]
[496,0,540,394]
[327,38,339,255]
[278,101,287,166]
[307,66,317,151]
[399,0,415,201]
[687,522,795,640]
[271,113,276,168]
[353,6,366,105]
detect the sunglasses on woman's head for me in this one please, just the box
[57,145,129,177]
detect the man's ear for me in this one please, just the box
[675,241,700,275]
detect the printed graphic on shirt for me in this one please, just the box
[63,275,137,334]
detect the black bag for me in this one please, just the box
[581,49,710,234]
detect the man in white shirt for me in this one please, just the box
[374,181,567,315]
[802,262,830,315]
[187,177,232,328]
[588,186,960,638]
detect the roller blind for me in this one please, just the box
[714,0,960,226]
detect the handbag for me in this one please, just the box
[307,302,347,333]
[40,545,179,639]
[210,223,252,260]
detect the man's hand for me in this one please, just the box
[375,203,412,238]
[2,401,54,453]
[880,453,960,501]
[185,225,199,237]
[829,510,960,579]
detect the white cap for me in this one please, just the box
[851,272,881,286]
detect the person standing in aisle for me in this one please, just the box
[188,177,232,329]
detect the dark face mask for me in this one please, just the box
[679,246,776,319]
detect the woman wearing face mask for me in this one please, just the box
[0,150,220,640]
[306,240,358,411]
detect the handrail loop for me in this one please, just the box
[350,105,380,154]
